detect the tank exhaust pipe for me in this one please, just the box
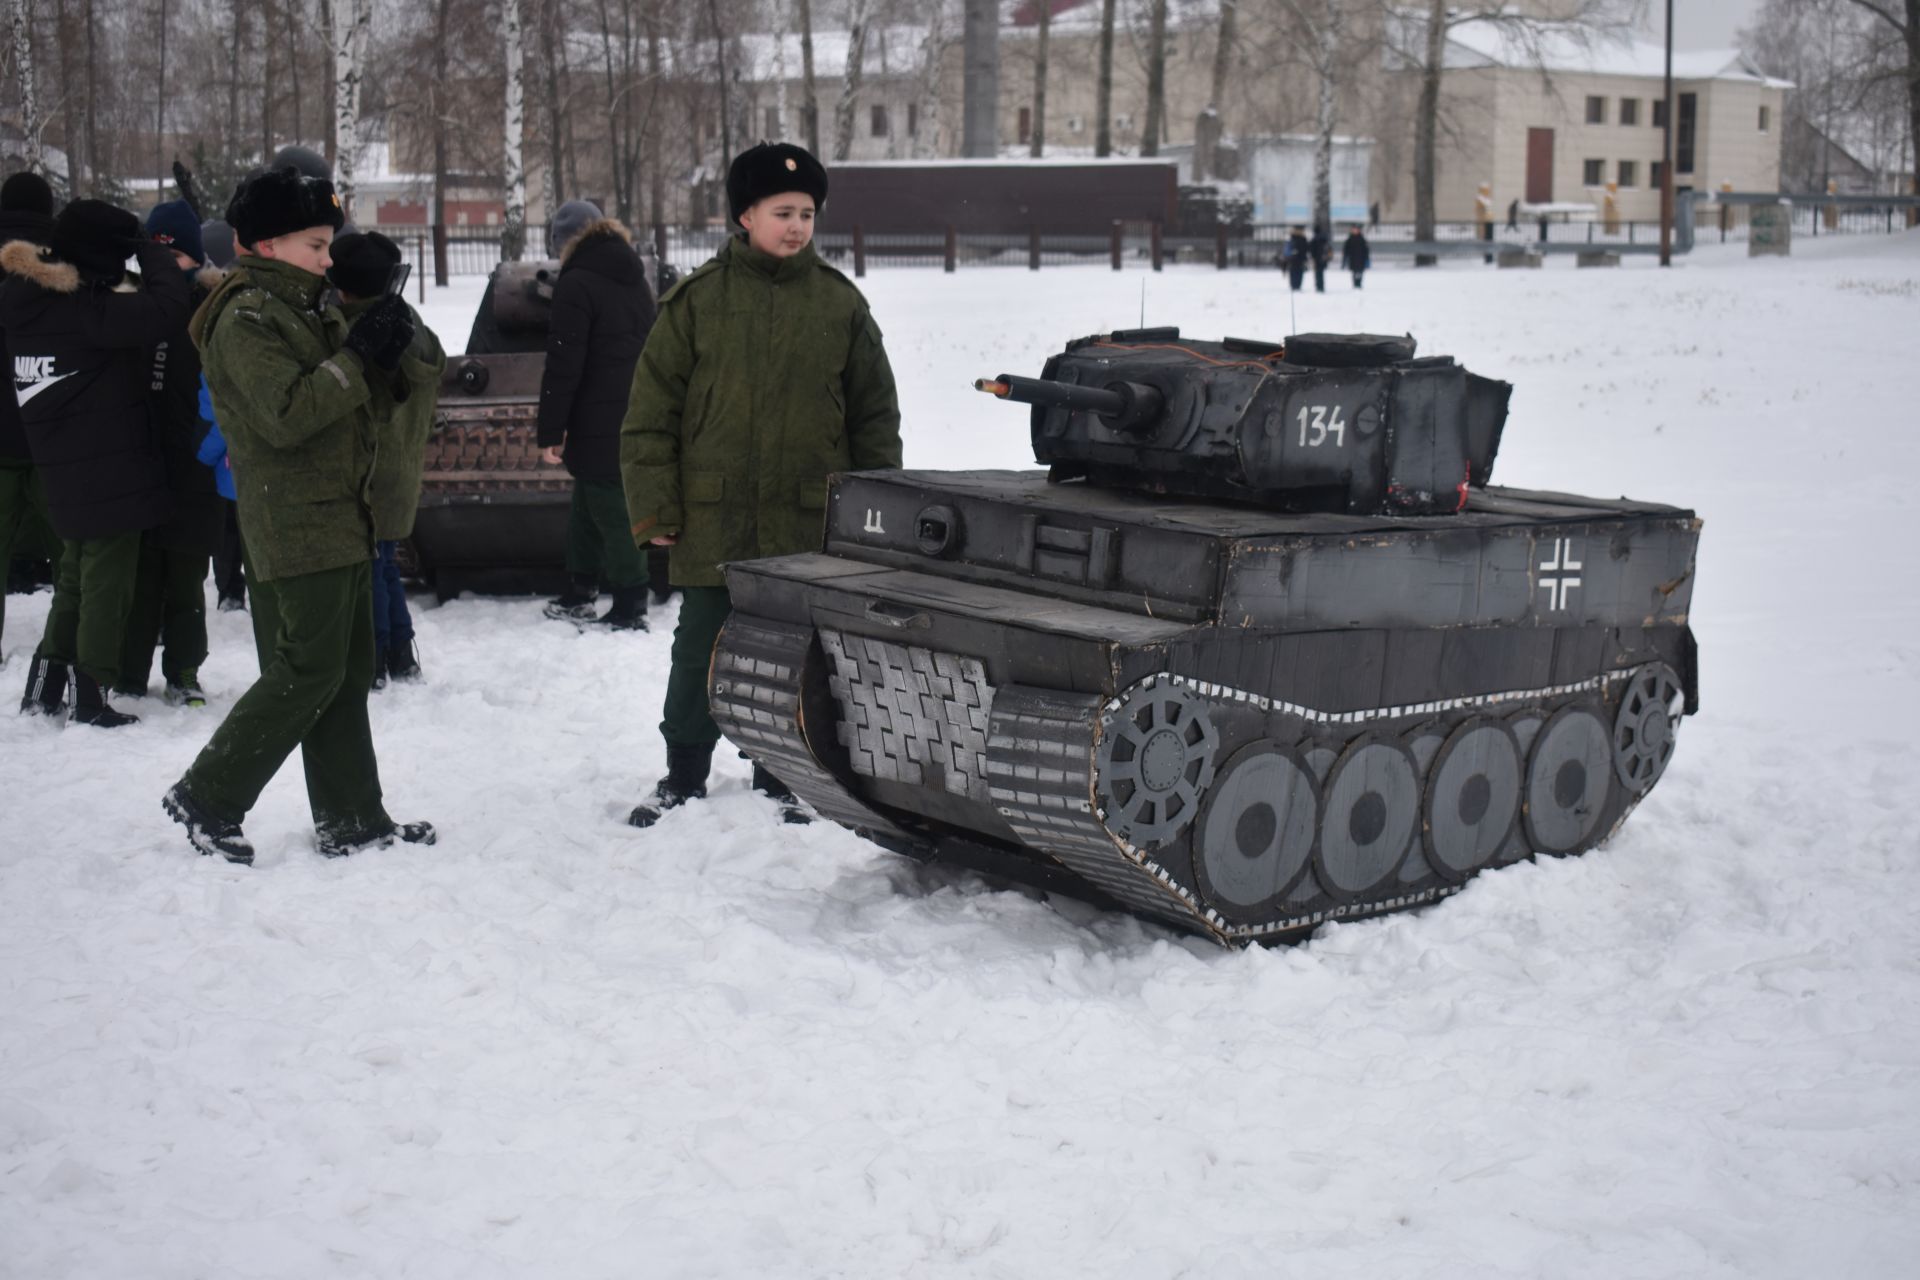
[975,373,1163,434]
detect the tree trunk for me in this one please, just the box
[334,0,367,215]
[913,3,949,160]
[8,0,39,171]
[56,0,81,193]
[83,0,98,195]
[288,0,302,147]
[319,0,334,164]
[540,0,563,219]
[645,6,664,227]
[798,0,818,154]
[772,0,790,140]
[1311,15,1336,235]
[1029,0,1049,157]
[1141,0,1167,156]
[227,0,242,168]
[1413,0,1446,263]
[595,0,623,221]
[156,0,167,192]
[1095,0,1116,157]
[710,0,735,161]
[503,0,528,260]
[433,0,451,236]
[961,0,997,157]
[1196,0,1237,179]
[262,1,274,162]
[833,0,870,161]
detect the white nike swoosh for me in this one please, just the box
[15,372,74,407]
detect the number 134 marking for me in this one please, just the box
[1297,404,1348,448]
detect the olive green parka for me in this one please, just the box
[619,237,901,587]
[343,296,448,541]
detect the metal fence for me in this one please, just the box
[370,201,1918,281]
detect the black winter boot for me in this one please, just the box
[751,763,813,825]
[386,637,422,683]
[162,783,254,864]
[69,672,139,728]
[19,654,68,716]
[628,743,713,827]
[318,819,437,858]
[543,576,600,622]
[587,586,648,632]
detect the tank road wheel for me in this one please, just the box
[1095,676,1219,849]
[1423,719,1523,882]
[1613,664,1684,794]
[1523,704,1614,854]
[1315,735,1420,899]
[1193,742,1319,913]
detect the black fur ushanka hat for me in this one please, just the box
[725,142,828,225]
[226,166,345,248]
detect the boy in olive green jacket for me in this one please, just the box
[162,168,436,866]
[620,142,902,827]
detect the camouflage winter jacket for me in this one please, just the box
[619,236,901,588]
[342,296,447,541]
[191,255,379,583]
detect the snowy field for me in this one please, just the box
[4,234,1919,1278]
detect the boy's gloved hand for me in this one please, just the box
[343,294,412,370]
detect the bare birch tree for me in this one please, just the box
[798,0,819,153]
[1275,0,1358,234]
[502,0,528,259]
[912,0,954,159]
[1195,0,1238,179]
[8,0,41,171]
[1836,0,1918,196]
[833,0,871,161]
[333,0,369,214]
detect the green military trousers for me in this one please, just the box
[0,459,58,650]
[179,559,388,840]
[565,477,650,592]
[117,538,211,693]
[661,585,732,747]
[37,531,144,687]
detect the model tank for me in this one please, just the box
[413,252,668,599]
[707,329,1700,946]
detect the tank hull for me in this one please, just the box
[712,469,1699,946]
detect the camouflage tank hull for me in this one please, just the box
[710,469,1699,946]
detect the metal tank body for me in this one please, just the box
[708,330,1700,946]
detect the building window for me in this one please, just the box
[1651,160,1667,189]
[1018,105,1032,146]
[1586,95,1607,124]
[1617,160,1637,187]
[1677,93,1697,172]
[765,107,780,139]
[1583,158,1605,186]
[1759,104,1770,132]
[908,102,919,138]
[1652,99,1668,128]
[1619,98,1639,126]
[870,103,889,138]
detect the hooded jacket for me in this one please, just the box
[192,255,381,582]
[0,207,55,463]
[0,239,192,539]
[619,236,901,588]
[147,265,228,553]
[537,219,656,483]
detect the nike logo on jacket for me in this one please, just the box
[14,355,73,406]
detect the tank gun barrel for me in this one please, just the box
[974,373,1163,433]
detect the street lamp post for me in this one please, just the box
[1659,0,1674,267]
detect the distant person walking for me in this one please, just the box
[1309,223,1331,293]
[1281,226,1310,292]
[536,198,657,631]
[1341,225,1371,289]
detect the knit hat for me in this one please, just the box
[201,219,237,268]
[725,142,828,226]
[145,199,205,265]
[269,144,333,182]
[327,230,402,298]
[550,199,602,254]
[226,166,344,248]
[51,199,141,282]
[0,171,53,217]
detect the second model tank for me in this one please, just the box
[708,329,1701,946]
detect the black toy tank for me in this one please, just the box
[708,330,1701,947]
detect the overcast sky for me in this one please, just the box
[1653,0,1765,50]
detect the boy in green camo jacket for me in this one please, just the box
[620,142,902,827]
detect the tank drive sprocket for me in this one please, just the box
[1613,663,1684,793]
[1095,675,1220,849]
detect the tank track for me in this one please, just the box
[712,617,1680,947]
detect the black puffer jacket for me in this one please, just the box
[0,208,56,462]
[537,220,656,483]
[0,240,192,539]
[147,267,225,553]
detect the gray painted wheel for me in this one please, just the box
[1194,742,1318,912]
[1424,719,1521,880]
[1524,704,1614,853]
[1315,736,1419,898]
[1613,664,1683,793]
[1096,677,1219,848]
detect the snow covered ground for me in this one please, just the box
[4,234,1918,1278]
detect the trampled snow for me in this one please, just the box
[4,235,1918,1278]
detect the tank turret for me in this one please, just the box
[976,328,1512,516]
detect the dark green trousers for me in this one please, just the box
[1,459,57,647]
[662,585,731,746]
[37,531,143,687]
[180,559,387,838]
[116,538,210,693]
[565,477,648,591]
